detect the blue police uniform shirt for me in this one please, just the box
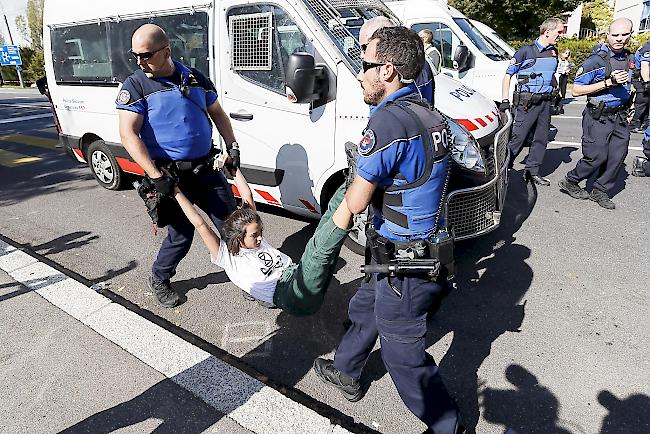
[415,61,434,105]
[115,61,217,161]
[634,40,650,70]
[359,85,449,241]
[506,39,558,94]
[574,45,632,107]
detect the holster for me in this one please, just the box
[587,101,606,120]
[134,177,179,228]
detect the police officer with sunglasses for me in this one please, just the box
[314,26,465,434]
[117,24,238,308]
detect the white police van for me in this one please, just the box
[43,0,511,252]
[470,19,516,57]
[385,0,513,102]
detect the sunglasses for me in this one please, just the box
[360,43,368,52]
[361,60,404,73]
[129,45,168,61]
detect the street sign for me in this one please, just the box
[0,45,22,66]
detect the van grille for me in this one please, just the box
[447,183,497,239]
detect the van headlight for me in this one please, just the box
[446,118,486,173]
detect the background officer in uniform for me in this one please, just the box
[558,18,634,210]
[313,26,464,434]
[632,125,650,177]
[500,17,564,186]
[117,24,238,307]
[419,29,442,73]
[630,39,650,133]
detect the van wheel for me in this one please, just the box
[344,208,368,255]
[87,140,123,190]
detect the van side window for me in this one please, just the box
[50,11,209,85]
[411,23,461,70]
[110,12,210,82]
[227,5,314,95]
[51,23,112,83]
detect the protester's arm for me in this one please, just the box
[233,168,255,211]
[345,176,376,215]
[207,100,237,146]
[173,187,221,258]
[642,61,650,83]
[118,110,163,178]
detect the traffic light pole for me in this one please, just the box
[2,13,23,88]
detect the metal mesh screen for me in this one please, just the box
[301,0,397,72]
[447,183,498,239]
[229,12,273,71]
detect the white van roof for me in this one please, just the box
[384,0,466,20]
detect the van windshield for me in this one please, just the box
[452,18,509,61]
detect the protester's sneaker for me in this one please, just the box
[344,142,359,187]
[632,156,648,177]
[558,177,590,199]
[313,358,364,402]
[589,189,615,210]
[148,275,180,308]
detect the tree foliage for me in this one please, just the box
[582,0,613,34]
[449,0,582,40]
[3,0,45,84]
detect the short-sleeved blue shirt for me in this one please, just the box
[506,39,558,94]
[634,41,650,70]
[574,45,632,107]
[116,61,218,161]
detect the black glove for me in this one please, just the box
[134,178,178,228]
[226,142,241,170]
[150,175,176,196]
[608,75,618,86]
[498,100,510,112]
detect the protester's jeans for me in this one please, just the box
[273,183,348,316]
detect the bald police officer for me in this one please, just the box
[559,18,634,209]
[501,17,563,186]
[117,24,238,307]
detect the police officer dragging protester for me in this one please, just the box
[500,17,563,186]
[629,39,650,133]
[558,18,634,209]
[313,27,465,434]
[117,24,238,307]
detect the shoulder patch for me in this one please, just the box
[358,129,376,156]
[644,51,650,58]
[117,90,131,105]
[576,67,584,76]
[509,57,517,65]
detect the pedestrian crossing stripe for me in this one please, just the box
[0,149,43,167]
[0,134,59,151]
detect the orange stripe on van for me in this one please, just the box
[300,199,319,214]
[117,158,145,175]
[256,190,281,206]
[456,119,478,131]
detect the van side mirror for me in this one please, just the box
[453,45,472,72]
[285,52,328,105]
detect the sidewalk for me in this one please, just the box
[0,239,351,434]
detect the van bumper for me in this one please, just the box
[445,110,512,240]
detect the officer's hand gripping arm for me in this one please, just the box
[173,187,221,258]
[118,110,163,179]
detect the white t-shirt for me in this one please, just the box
[211,239,293,304]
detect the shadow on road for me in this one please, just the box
[541,145,579,178]
[598,390,650,434]
[25,231,100,256]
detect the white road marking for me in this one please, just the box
[552,115,583,119]
[0,114,53,124]
[0,103,52,109]
[550,140,643,151]
[0,239,350,434]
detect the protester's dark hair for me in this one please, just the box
[371,26,424,82]
[223,203,263,255]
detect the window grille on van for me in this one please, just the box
[229,12,273,71]
[300,0,398,73]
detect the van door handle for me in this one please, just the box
[229,112,254,121]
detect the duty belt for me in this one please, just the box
[513,91,553,109]
[158,148,219,174]
[586,102,629,120]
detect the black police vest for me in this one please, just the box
[370,97,451,237]
[588,48,634,106]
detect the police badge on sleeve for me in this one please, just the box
[117,90,131,105]
[358,129,376,156]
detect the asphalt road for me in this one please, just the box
[0,88,648,434]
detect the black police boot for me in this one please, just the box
[524,171,550,186]
[313,358,364,402]
[148,275,180,308]
[632,156,648,177]
[558,177,590,199]
[589,189,615,210]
